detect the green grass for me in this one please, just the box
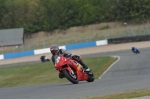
[1,56,150,99]
[0,56,117,88]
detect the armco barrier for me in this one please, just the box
[0,55,4,60]
[66,41,96,50]
[4,50,34,59]
[34,46,66,55]
[0,40,108,60]
[108,35,150,44]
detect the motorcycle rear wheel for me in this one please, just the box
[86,72,95,82]
[63,70,79,84]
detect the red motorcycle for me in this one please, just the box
[54,55,94,84]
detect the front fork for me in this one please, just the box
[61,65,75,74]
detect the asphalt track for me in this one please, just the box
[0,48,150,99]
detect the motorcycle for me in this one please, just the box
[40,56,50,62]
[132,49,140,54]
[54,55,94,84]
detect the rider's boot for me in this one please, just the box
[72,56,91,73]
[84,68,91,72]
[78,60,91,72]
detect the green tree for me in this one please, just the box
[0,0,7,28]
[115,0,150,22]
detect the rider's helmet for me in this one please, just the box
[50,44,59,55]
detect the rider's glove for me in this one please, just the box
[71,55,80,60]
[64,53,72,58]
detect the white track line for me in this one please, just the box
[99,56,120,79]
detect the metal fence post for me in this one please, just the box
[124,22,127,32]
[22,45,24,51]
[43,41,45,48]
[12,47,14,53]
[1,40,3,54]
[142,21,146,35]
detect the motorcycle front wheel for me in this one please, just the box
[63,70,78,84]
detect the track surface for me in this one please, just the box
[0,48,150,99]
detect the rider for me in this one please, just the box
[50,44,90,78]
[132,47,138,52]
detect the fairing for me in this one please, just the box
[54,55,88,81]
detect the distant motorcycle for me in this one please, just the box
[40,56,50,62]
[54,55,94,84]
[132,47,140,54]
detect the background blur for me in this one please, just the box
[1,0,150,54]
[0,22,150,54]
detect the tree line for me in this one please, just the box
[0,0,150,34]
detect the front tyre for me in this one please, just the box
[63,70,78,84]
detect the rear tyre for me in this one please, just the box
[86,71,95,82]
[63,70,78,84]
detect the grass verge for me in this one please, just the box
[80,88,150,99]
[1,56,150,99]
[0,56,117,88]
